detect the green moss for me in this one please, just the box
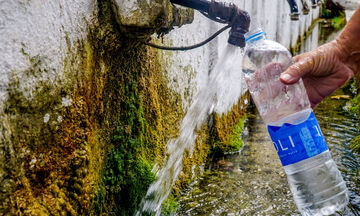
[97,147,155,215]
[321,1,334,19]
[331,16,346,30]
[212,115,246,154]
[162,194,179,216]
[349,94,360,115]
[320,0,345,19]
[290,18,321,55]
[2,0,246,215]
[173,124,211,196]
[320,0,346,29]
[210,98,248,155]
[95,82,158,215]
[321,7,332,19]
[351,136,360,152]
[89,1,189,214]
[350,77,360,153]
[228,114,246,151]
[4,41,95,214]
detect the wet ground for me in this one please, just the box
[316,89,360,215]
[177,21,360,216]
[177,108,299,215]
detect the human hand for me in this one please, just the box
[280,41,354,108]
[280,7,360,108]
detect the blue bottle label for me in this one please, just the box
[267,112,328,166]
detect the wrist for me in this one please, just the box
[335,37,360,75]
[336,8,360,75]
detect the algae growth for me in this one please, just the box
[1,0,247,215]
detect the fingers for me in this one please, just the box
[280,54,315,84]
[292,55,302,63]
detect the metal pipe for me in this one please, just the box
[311,0,318,8]
[169,0,302,46]
[170,0,210,13]
[170,0,250,47]
[287,0,300,20]
[172,0,300,20]
[300,0,310,15]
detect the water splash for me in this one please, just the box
[136,44,245,215]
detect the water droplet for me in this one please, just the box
[62,95,72,107]
[43,113,50,123]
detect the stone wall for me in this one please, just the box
[0,0,321,214]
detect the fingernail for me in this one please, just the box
[280,73,293,82]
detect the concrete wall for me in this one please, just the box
[0,0,321,214]
[334,0,360,10]
[0,1,96,213]
[157,0,320,113]
[0,0,321,115]
[0,0,94,106]
[334,0,360,20]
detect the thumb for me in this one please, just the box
[280,56,315,84]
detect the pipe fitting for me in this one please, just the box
[207,1,250,47]
[287,0,300,20]
[301,0,310,15]
[311,0,318,8]
[170,0,250,47]
[227,9,250,47]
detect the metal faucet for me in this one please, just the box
[170,0,250,47]
[169,0,306,46]
[300,0,310,15]
[311,0,318,8]
[287,0,300,20]
[300,0,320,15]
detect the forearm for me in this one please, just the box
[336,7,360,74]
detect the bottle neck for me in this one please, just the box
[245,29,266,45]
[246,34,266,44]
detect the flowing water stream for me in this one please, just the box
[136,45,246,215]
[177,21,360,215]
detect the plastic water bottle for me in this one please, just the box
[241,28,349,215]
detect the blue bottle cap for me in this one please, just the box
[245,28,266,43]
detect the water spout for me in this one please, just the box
[311,0,318,8]
[136,44,245,216]
[300,0,310,15]
[287,0,300,20]
[170,0,250,47]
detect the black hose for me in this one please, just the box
[170,0,210,14]
[144,24,231,51]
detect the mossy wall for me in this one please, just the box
[350,75,360,153]
[1,0,325,214]
[210,95,248,155]
[0,0,248,215]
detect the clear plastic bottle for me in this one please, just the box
[242,28,349,215]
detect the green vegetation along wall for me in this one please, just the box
[351,75,360,153]
[0,0,247,215]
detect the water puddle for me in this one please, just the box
[177,20,360,215]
